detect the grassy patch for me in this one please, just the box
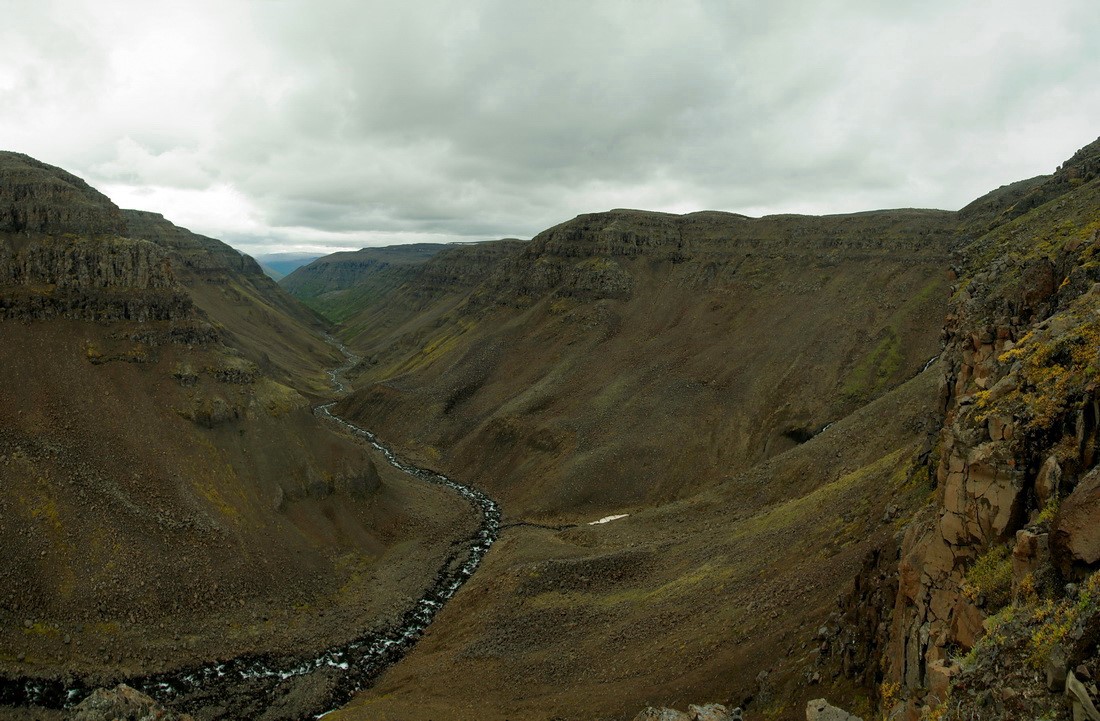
[254,378,304,416]
[960,571,1100,681]
[981,296,1100,429]
[380,319,477,378]
[1028,571,1100,670]
[842,327,903,402]
[961,544,1013,611]
[526,561,734,610]
[737,447,908,540]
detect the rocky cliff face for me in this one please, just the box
[419,240,527,296]
[480,208,956,305]
[123,209,265,280]
[874,137,1100,718]
[0,153,190,321]
[0,152,127,236]
[0,234,192,321]
[118,209,340,395]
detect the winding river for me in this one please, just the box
[0,339,501,718]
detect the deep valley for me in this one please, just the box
[3,137,1100,721]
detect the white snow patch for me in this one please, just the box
[589,514,629,525]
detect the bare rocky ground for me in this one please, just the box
[0,335,477,719]
[326,369,941,721]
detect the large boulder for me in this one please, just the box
[1053,468,1100,576]
[69,683,193,721]
[806,698,864,721]
[634,704,740,721]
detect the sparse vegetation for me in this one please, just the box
[961,544,1013,611]
[1027,571,1100,670]
[842,327,904,402]
[993,299,1100,429]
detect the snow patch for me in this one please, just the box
[589,514,629,525]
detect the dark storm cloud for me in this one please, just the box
[2,0,1099,254]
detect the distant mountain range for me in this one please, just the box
[251,251,324,280]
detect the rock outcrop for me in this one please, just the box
[122,209,266,280]
[480,208,956,306]
[0,234,191,321]
[805,698,864,721]
[0,152,127,236]
[879,136,1100,716]
[70,684,193,721]
[0,153,193,321]
[1053,466,1100,573]
[634,703,741,721]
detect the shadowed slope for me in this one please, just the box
[0,154,474,719]
[336,207,957,518]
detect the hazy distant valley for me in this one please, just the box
[3,137,1100,721]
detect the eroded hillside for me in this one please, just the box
[333,208,957,519]
[285,204,959,720]
[310,141,1100,720]
[0,152,476,720]
[281,243,452,323]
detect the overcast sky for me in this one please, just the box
[2,0,1098,256]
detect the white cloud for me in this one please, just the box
[102,183,262,237]
[1,0,1098,255]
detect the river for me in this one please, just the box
[0,339,500,719]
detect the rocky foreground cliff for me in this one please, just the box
[873,138,1100,719]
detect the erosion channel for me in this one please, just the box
[0,339,502,720]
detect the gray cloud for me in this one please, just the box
[1,0,1099,255]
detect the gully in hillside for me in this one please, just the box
[0,339,501,720]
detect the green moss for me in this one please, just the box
[22,621,60,638]
[961,544,1013,611]
[842,327,904,402]
[991,298,1100,429]
[1036,497,1060,528]
[575,256,619,272]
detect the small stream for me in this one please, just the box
[0,339,500,718]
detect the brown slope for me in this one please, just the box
[280,243,453,327]
[332,363,943,721]
[0,155,472,707]
[280,240,525,336]
[318,205,960,719]
[334,239,526,351]
[336,207,958,519]
[122,209,340,396]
